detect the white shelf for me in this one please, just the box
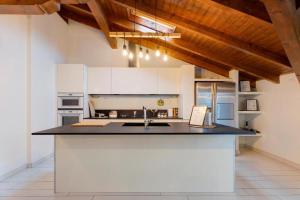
[238,92,263,96]
[238,111,262,114]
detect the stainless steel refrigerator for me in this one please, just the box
[195,81,236,127]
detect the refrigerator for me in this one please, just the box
[195,81,236,127]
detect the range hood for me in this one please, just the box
[128,42,138,68]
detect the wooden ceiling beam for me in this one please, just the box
[262,0,300,81]
[206,0,271,23]
[0,0,90,5]
[38,0,60,14]
[0,5,44,14]
[63,4,93,17]
[87,0,117,49]
[59,6,99,29]
[0,0,60,14]
[112,17,279,83]
[0,0,89,14]
[111,0,291,70]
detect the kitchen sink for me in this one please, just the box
[122,122,170,127]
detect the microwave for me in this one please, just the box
[57,93,83,109]
[57,110,83,126]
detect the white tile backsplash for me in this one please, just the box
[89,95,179,110]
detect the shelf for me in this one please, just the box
[238,92,263,96]
[238,111,262,114]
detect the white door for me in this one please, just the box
[57,64,85,93]
[158,68,180,94]
[111,68,158,94]
[88,67,111,94]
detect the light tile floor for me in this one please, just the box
[0,149,300,200]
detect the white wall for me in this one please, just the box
[30,14,68,163]
[67,20,187,68]
[67,20,127,67]
[0,14,68,179]
[0,16,28,179]
[247,73,300,165]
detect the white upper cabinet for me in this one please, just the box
[88,67,111,94]
[111,68,158,94]
[57,64,87,93]
[158,68,180,94]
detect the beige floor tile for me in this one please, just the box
[69,192,161,196]
[93,196,187,200]
[279,196,300,200]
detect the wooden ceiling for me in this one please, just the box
[2,0,300,83]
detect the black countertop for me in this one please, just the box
[32,122,256,136]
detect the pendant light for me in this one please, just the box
[145,49,150,60]
[138,36,143,58]
[155,47,160,57]
[128,51,134,60]
[163,50,168,61]
[122,33,128,56]
[139,46,144,58]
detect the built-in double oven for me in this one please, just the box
[57,93,84,126]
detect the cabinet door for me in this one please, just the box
[158,68,180,94]
[112,68,158,94]
[88,67,111,94]
[57,64,85,93]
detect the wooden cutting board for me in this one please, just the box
[72,120,110,127]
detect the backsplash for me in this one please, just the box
[89,95,179,110]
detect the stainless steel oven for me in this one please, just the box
[57,110,83,126]
[58,93,83,109]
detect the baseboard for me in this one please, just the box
[0,153,53,182]
[244,145,300,170]
[0,164,27,182]
[28,153,54,168]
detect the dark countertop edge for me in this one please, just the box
[32,123,256,136]
[32,133,255,135]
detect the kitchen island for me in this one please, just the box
[33,122,255,193]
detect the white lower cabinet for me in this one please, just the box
[111,68,158,94]
[88,67,111,94]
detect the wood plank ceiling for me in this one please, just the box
[1,0,298,83]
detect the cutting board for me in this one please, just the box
[72,120,109,127]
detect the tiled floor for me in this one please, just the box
[1,149,300,200]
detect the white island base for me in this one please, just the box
[55,135,235,193]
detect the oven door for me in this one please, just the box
[57,110,83,126]
[58,95,83,109]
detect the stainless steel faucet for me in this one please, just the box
[143,106,152,129]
